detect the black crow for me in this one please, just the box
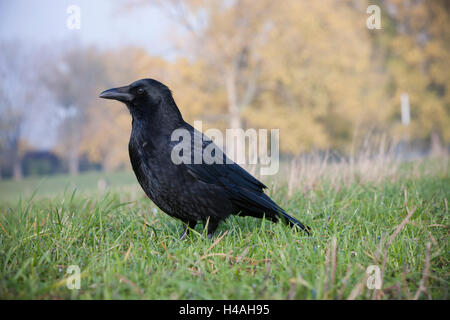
[99,79,310,238]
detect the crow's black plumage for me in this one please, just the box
[99,79,310,238]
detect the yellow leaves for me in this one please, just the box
[246,0,387,152]
[381,0,450,142]
[169,58,227,117]
[244,105,328,154]
[81,99,131,171]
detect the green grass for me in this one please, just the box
[0,171,137,203]
[0,165,448,299]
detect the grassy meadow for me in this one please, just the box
[0,157,448,299]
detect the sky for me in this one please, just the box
[0,0,174,56]
[0,0,176,149]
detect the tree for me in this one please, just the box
[41,43,107,174]
[380,0,450,154]
[0,41,38,180]
[246,0,388,153]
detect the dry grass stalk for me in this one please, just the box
[286,136,448,196]
[287,149,402,194]
[116,274,143,296]
[337,264,352,299]
[371,190,416,299]
[286,278,297,300]
[401,264,412,299]
[205,230,229,254]
[322,236,338,298]
[323,245,330,297]
[330,237,337,290]
[258,261,272,297]
[347,277,366,300]
[413,242,432,300]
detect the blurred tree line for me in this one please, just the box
[0,0,448,179]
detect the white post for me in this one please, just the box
[401,92,410,126]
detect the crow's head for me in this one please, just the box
[99,78,172,107]
[99,79,183,127]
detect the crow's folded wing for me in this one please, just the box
[186,138,266,193]
[169,127,266,193]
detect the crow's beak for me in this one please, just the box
[99,86,133,103]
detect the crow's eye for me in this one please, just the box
[137,87,145,95]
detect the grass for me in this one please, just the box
[0,171,137,203]
[0,159,448,299]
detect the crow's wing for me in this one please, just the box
[170,127,266,193]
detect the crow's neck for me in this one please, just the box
[130,98,184,144]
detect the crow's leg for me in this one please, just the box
[205,218,220,239]
[180,220,196,240]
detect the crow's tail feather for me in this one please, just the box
[236,190,311,235]
[276,208,311,235]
